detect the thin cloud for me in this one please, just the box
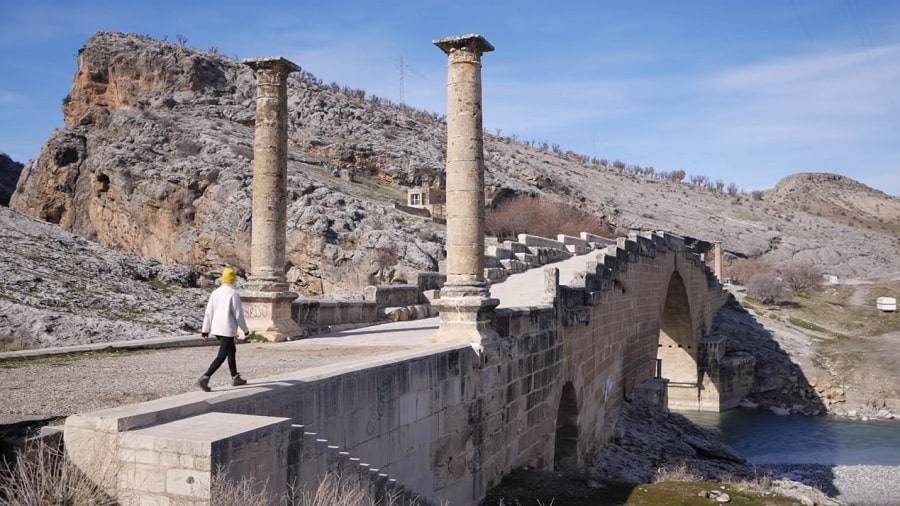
[0,90,24,105]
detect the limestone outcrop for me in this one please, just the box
[11,32,444,295]
[0,206,205,350]
[11,32,900,291]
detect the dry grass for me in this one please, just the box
[653,462,702,483]
[723,471,775,495]
[2,441,418,506]
[0,439,114,506]
[211,471,418,506]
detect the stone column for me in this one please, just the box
[432,34,499,345]
[713,241,724,281]
[241,57,303,342]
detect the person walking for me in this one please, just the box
[197,267,250,391]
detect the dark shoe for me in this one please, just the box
[197,375,211,392]
[232,374,247,387]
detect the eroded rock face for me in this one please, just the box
[12,32,444,295]
[12,32,900,289]
[0,206,205,350]
[0,153,23,207]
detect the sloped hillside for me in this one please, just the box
[768,173,900,236]
[0,206,205,350]
[11,32,900,292]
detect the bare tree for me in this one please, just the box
[747,272,791,304]
[729,258,772,285]
[781,262,823,292]
[176,34,188,46]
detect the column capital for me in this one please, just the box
[243,57,300,78]
[433,34,494,56]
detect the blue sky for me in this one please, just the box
[1,1,899,194]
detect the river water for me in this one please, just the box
[681,408,900,466]
[682,408,900,504]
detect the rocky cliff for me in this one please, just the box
[0,206,204,350]
[11,32,900,291]
[11,33,444,295]
[0,153,23,207]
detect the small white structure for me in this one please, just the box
[407,186,431,208]
[877,297,897,312]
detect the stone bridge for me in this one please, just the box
[62,34,752,505]
[64,230,749,505]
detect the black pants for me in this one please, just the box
[204,336,237,377]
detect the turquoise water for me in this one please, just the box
[681,409,900,466]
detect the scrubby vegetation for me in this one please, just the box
[485,195,618,240]
[0,440,113,505]
[731,258,822,304]
[0,440,415,505]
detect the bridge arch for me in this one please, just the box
[657,271,700,407]
[553,381,579,471]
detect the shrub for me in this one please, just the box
[485,195,616,240]
[746,272,791,304]
[781,262,822,292]
[0,439,114,505]
[729,258,771,285]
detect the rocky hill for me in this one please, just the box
[0,153,23,207]
[11,32,900,293]
[769,172,900,237]
[0,206,205,350]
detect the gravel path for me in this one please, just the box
[766,463,900,505]
[0,341,412,423]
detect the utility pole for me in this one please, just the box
[399,56,405,104]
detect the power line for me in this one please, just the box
[399,56,404,104]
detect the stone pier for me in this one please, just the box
[713,241,724,281]
[241,57,303,342]
[432,34,499,346]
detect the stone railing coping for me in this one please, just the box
[66,344,469,434]
[517,234,567,252]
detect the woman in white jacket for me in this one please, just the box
[197,267,250,391]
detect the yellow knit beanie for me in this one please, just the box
[221,267,237,285]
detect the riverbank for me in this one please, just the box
[731,280,900,421]
[685,408,900,505]
[486,400,836,505]
[764,464,900,506]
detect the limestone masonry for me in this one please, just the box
[61,33,746,506]
[241,57,304,342]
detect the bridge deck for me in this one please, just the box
[1,251,600,425]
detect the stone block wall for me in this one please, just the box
[65,230,733,506]
[116,412,291,505]
[292,299,378,328]
[365,284,425,311]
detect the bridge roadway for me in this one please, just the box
[0,251,599,425]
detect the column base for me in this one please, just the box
[241,289,303,342]
[431,295,499,346]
